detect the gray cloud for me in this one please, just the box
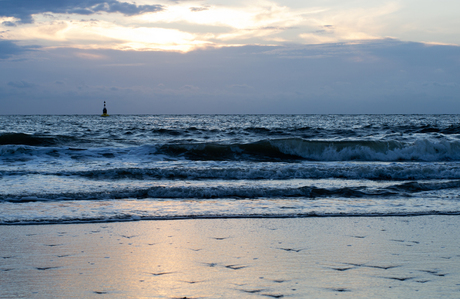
[7,81,36,88]
[2,21,17,27]
[0,0,164,24]
[0,40,39,59]
[229,84,253,90]
[1,39,460,114]
[189,7,209,12]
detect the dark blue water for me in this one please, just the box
[2,114,460,224]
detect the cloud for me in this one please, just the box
[0,0,164,24]
[2,21,17,27]
[2,0,457,55]
[7,81,36,88]
[4,18,210,52]
[0,0,459,57]
[179,84,199,91]
[423,82,458,88]
[189,7,209,12]
[1,39,460,114]
[0,40,39,59]
[229,84,253,89]
[74,52,107,59]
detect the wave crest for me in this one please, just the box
[156,138,460,162]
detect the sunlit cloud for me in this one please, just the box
[89,24,209,51]
[1,16,20,27]
[74,52,107,60]
[129,1,403,47]
[299,31,380,44]
[0,0,459,53]
[422,41,459,47]
[138,1,321,42]
[0,0,164,24]
[3,19,212,52]
[139,2,312,29]
[297,2,400,44]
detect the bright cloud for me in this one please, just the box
[3,19,211,52]
[0,0,459,53]
[138,2,310,29]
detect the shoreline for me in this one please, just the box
[4,211,460,226]
[1,215,460,298]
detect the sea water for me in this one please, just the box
[2,114,460,224]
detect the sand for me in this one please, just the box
[1,216,460,298]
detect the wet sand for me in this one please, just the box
[1,216,460,298]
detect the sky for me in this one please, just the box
[1,0,460,114]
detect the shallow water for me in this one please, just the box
[2,114,460,224]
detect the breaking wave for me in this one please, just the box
[3,115,460,225]
[3,162,460,181]
[3,180,460,203]
[3,137,460,162]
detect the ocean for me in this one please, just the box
[2,114,460,225]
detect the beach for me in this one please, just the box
[2,216,460,298]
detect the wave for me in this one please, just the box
[0,185,389,202]
[273,138,460,161]
[4,162,460,181]
[3,136,460,162]
[137,123,460,137]
[148,123,460,137]
[4,212,460,225]
[396,124,460,135]
[62,164,460,180]
[155,138,460,162]
[0,132,85,147]
[2,205,460,225]
[3,180,460,203]
[0,133,58,146]
[245,123,460,136]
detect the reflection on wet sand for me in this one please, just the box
[1,216,460,298]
